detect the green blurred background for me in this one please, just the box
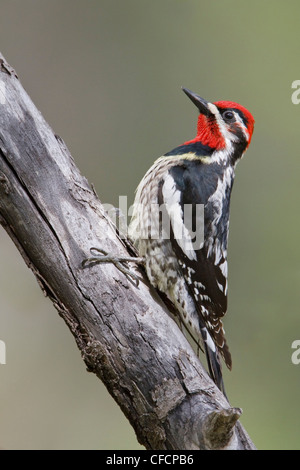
[0,0,299,450]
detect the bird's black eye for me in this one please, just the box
[222,110,235,121]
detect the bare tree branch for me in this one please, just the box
[0,53,255,450]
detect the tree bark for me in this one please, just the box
[0,53,255,450]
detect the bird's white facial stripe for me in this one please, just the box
[162,173,197,261]
[208,102,233,144]
[207,102,218,115]
[233,112,250,141]
[208,104,249,145]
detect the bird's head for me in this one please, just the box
[182,87,255,160]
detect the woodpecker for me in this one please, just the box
[84,87,254,396]
[127,88,254,395]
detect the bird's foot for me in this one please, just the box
[82,247,144,286]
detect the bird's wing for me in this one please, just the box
[158,161,232,371]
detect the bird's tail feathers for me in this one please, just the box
[201,326,228,399]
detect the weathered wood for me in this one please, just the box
[0,53,255,450]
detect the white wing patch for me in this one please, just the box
[162,173,197,261]
[205,329,216,353]
[219,260,228,278]
[207,166,234,228]
[217,280,224,293]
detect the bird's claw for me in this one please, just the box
[82,247,143,287]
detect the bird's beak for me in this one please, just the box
[182,87,213,117]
